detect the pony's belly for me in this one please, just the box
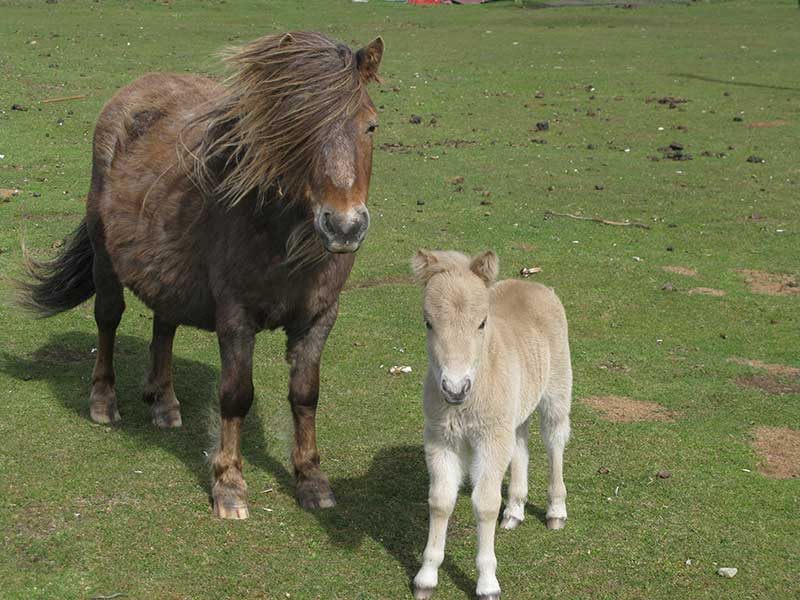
[118,257,216,330]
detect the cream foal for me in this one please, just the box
[411,250,572,600]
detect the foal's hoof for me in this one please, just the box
[413,587,435,600]
[90,394,121,424]
[213,496,250,520]
[151,406,182,428]
[546,517,566,530]
[500,515,522,530]
[296,477,337,510]
[478,594,501,600]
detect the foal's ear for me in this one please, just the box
[356,37,384,83]
[470,250,499,286]
[411,249,439,285]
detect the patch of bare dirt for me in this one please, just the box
[688,287,726,296]
[752,426,800,479]
[733,375,800,395]
[729,357,800,378]
[745,121,787,129]
[515,242,538,252]
[345,275,414,291]
[379,139,477,155]
[662,265,697,277]
[582,395,679,423]
[736,269,800,297]
[20,212,82,222]
[31,344,93,363]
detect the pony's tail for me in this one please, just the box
[16,219,96,317]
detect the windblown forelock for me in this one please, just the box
[189,32,366,207]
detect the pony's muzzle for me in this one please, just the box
[441,375,472,405]
[316,204,370,253]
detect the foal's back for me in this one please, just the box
[487,279,570,415]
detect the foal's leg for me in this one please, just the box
[211,315,255,520]
[501,417,531,530]
[88,243,125,424]
[285,305,339,509]
[472,441,513,600]
[143,314,182,428]
[539,388,571,530]
[413,443,463,600]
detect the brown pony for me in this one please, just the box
[18,31,384,519]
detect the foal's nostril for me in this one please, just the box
[462,378,472,396]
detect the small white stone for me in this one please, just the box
[685,559,693,566]
[717,567,738,578]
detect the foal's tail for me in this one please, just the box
[16,219,96,317]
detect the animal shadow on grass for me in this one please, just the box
[298,444,473,597]
[0,330,276,502]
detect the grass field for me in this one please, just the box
[1,1,798,598]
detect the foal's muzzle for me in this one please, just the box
[441,375,472,405]
[315,204,370,253]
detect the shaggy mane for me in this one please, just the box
[189,31,368,208]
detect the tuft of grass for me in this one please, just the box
[1,1,798,599]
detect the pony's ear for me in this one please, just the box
[411,250,439,285]
[279,33,294,48]
[356,37,384,83]
[470,250,499,286]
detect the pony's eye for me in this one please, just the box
[366,123,378,134]
[425,319,432,330]
[478,318,486,330]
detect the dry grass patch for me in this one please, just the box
[736,269,800,297]
[733,375,800,395]
[582,395,679,423]
[729,357,800,378]
[688,287,726,296]
[661,265,697,277]
[745,120,788,129]
[752,426,800,479]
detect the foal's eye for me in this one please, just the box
[366,123,378,134]
[425,319,432,330]
[478,318,487,330]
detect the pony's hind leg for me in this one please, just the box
[88,239,125,424]
[143,314,182,428]
[501,416,531,530]
[539,385,571,530]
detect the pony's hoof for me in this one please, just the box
[152,407,182,428]
[213,497,250,520]
[546,517,566,530]
[90,395,121,424]
[478,595,500,600]
[296,476,337,510]
[413,587,434,600]
[500,515,522,530]
[144,388,182,428]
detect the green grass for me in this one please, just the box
[1,1,799,598]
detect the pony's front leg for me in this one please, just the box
[414,443,462,600]
[211,316,255,520]
[472,443,512,600]
[286,305,339,509]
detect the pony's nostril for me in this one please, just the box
[462,378,472,396]
[322,212,334,234]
